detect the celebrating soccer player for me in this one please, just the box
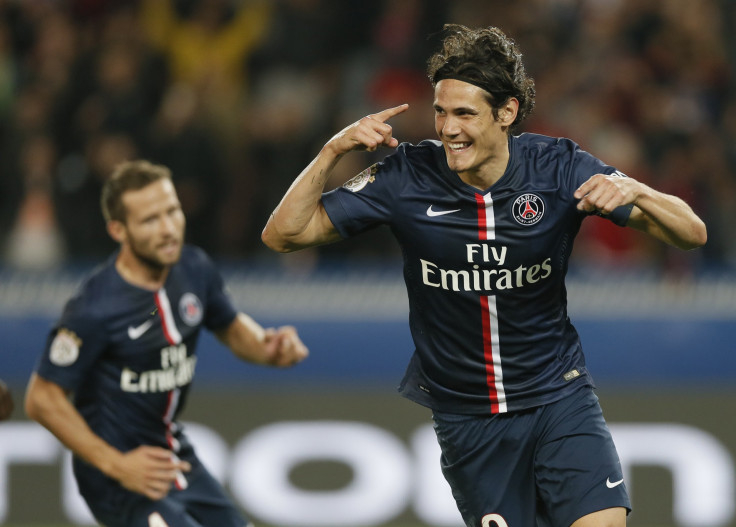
[262,25,706,527]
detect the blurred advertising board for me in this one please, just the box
[1,269,735,525]
[1,389,735,526]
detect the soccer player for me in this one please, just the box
[26,160,308,527]
[261,25,706,527]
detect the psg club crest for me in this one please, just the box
[512,193,545,226]
[343,164,377,193]
[179,293,203,326]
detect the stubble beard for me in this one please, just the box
[128,236,182,273]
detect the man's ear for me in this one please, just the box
[107,220,126,244]
[499,97,519,126]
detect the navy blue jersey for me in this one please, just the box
[35,245,237,455]
[322,133,632,415]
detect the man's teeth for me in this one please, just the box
[449,143,470,151]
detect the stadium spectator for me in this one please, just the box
[3,134,66,269]
[0,0,731,271]
[140,0,272,145]
[142,83,229,254]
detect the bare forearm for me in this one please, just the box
[218,313,308,367]
[575,174,706,250]
[222,313,268,363]
[629,184,707,250]
[25,374,122,477]
[262,104,408,252]
[262,145,342,252]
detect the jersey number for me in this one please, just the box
[482,513,509,527]
[148,512,170,527]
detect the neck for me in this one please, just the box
[115,247,169,290]
[459,166,506,190]
[458,144,510,191]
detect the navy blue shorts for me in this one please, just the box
[81,460,249,527]
[432,386,631,527]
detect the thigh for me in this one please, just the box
[92,496,202,527]
[172,463,249,527]
[571,507,627,527]
[432,409,540,527]
[535,388,631,527]
[89,464,248,527]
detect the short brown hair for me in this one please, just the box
[101,160,172,223]
[427,24,536,129]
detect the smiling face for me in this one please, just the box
[434,79,518,188]
[113,178,186,271]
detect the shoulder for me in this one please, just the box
[396,140,443,160]
[179,245,213,267]
[61,258,120,323]
[177,245,224,273]
[379,140,444,173]
[514,132,582,158]
[176,245,222,280]
[73,256,120,304]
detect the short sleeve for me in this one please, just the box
[322,146,408,238]
[199,252,238,331]
[35,296,109,391]
[570,146,633,227]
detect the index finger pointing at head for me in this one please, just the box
[371,103,409,123]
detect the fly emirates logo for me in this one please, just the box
[420,244,552,292]
[120,344,197,393]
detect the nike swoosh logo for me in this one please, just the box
[606,477,624,489]
[426,205,461,217]
[128,319,154,340]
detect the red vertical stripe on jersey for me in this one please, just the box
[480,294,501,413]
[154,289,182,345]
[154,293,176,346]
[476,193,488,240]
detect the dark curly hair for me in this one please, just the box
[427,24,535,129]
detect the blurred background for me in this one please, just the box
[0,0,735,526]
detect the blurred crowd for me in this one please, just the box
[0,0,733,276]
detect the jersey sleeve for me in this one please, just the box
[569,144,633,227]
[321,146,408,238]
[35,295,109,392]
[198,250,238,331]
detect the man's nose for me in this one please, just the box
[441,116,461,136]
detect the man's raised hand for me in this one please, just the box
[327,104,409,155]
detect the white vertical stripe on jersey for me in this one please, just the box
[482,192,495,240]
[156,288,182,345]
[485,295,507,413]
[163,388,180,429]
[163,389,185,488]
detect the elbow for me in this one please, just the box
[261,217,317,253]
[24,375,60,423]
[694,220,708,248]
[682,219,707,250]
[261,225,297,253]
[24,389,42,423]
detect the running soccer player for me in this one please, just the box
[26,160,308,527]
[262,25,706,527]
